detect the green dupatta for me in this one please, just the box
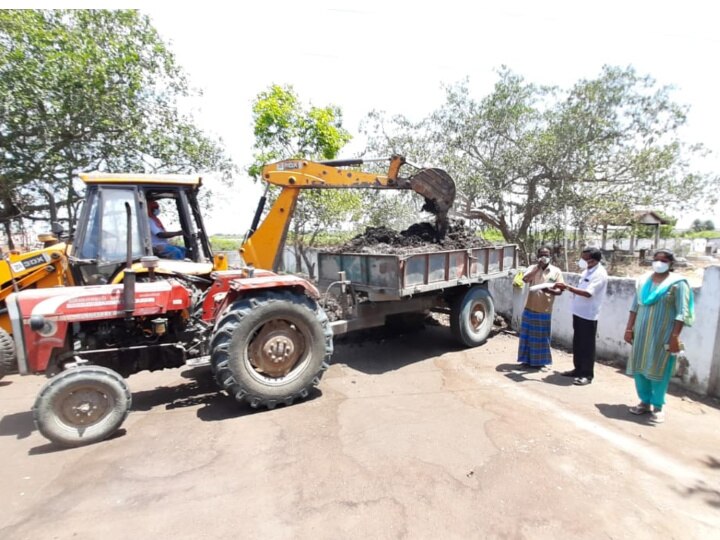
[637,272,695,326]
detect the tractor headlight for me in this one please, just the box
[29,315,57,336]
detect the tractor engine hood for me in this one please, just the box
[7,281,191,375]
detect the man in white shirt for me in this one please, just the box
[556,247,608,385]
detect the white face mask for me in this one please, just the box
[652,260,670,274]
[538,256,550,265]
[577,259,588,270]
[152,208,160,217]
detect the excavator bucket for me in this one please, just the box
[409,168,456,239]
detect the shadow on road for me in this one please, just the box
[678,482,720,509]
[0,380,12,387]
[27,429,129,456]
[0,410,35,440]
[541,372,575,386]
[495,363,573,386]
[334,324,467,375]
[496,362,543,384]
[597,358,720,413]
[131,366,323,423]
[131,374,221,413]
[594,403,653,425]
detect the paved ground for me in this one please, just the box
[0,324,719,539]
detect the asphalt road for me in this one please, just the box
[1,324,719,539]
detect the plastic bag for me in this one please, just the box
[512,270,525,288]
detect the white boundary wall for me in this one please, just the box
[489,265,720,397]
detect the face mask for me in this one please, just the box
[577,259,588,270]
[652,260,670,273]
[538,256,550,265]
[152,208,160,217]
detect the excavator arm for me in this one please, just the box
[241,156,455,271]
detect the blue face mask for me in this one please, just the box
[152,208,160,217]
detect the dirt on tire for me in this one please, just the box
[329,220,491,255]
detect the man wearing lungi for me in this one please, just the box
[517,247,564,368]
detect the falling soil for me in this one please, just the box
[320,295,345,322]
[330,219,491,255]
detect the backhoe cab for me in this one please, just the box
[72,173,227,285]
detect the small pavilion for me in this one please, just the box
[600,210,671,252]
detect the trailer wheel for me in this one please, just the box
[210,290,332,409]
[33,366,131,447]
[0,327,17,380]
[450,286,495,347]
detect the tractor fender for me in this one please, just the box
[228,274,320,298]
[211,275,320,325]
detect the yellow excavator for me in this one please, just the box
[0,233,75,378]
[242,155,455,270]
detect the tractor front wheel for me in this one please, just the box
[33,366,131,447]
[210,291,333,409]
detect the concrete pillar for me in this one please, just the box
[695,266,720,397]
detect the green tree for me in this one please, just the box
[249,84,356,277]
[691,218,715,232]
[0,9,233,247]
[359,109,451,230]
[366,66,717,259]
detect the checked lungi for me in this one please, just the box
[517,308,553,366]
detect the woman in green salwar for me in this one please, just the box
[623,249,694,424]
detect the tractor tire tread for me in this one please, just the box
[210,290,332,410]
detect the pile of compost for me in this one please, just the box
[330,220,491,255]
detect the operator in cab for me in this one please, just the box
[147,200,186,260]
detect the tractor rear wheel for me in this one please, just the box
[210,290,332,409]
[0,327,16,380]
[33,366,131,447]
[450,286,495,347]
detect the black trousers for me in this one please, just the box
[573,315,597,379]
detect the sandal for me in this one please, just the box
[629,402,651,415]
[650,409,665,423]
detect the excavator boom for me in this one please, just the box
[241,156,456,271]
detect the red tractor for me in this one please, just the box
[7,157,456,447]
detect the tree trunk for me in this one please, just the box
[300,250,316,280]
[65,170,74,225]
[4,221,14,250]
[601,224,607,250]
[44,190,58,223]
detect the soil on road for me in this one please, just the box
[0,324,718,539]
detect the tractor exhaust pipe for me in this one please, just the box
[123,202,136,319]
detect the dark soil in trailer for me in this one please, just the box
[330,220,491,255]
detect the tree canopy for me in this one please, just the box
[691,218,715,232]
[249,84,358,277]
[0,9,233,247]
[364,66,717,257]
